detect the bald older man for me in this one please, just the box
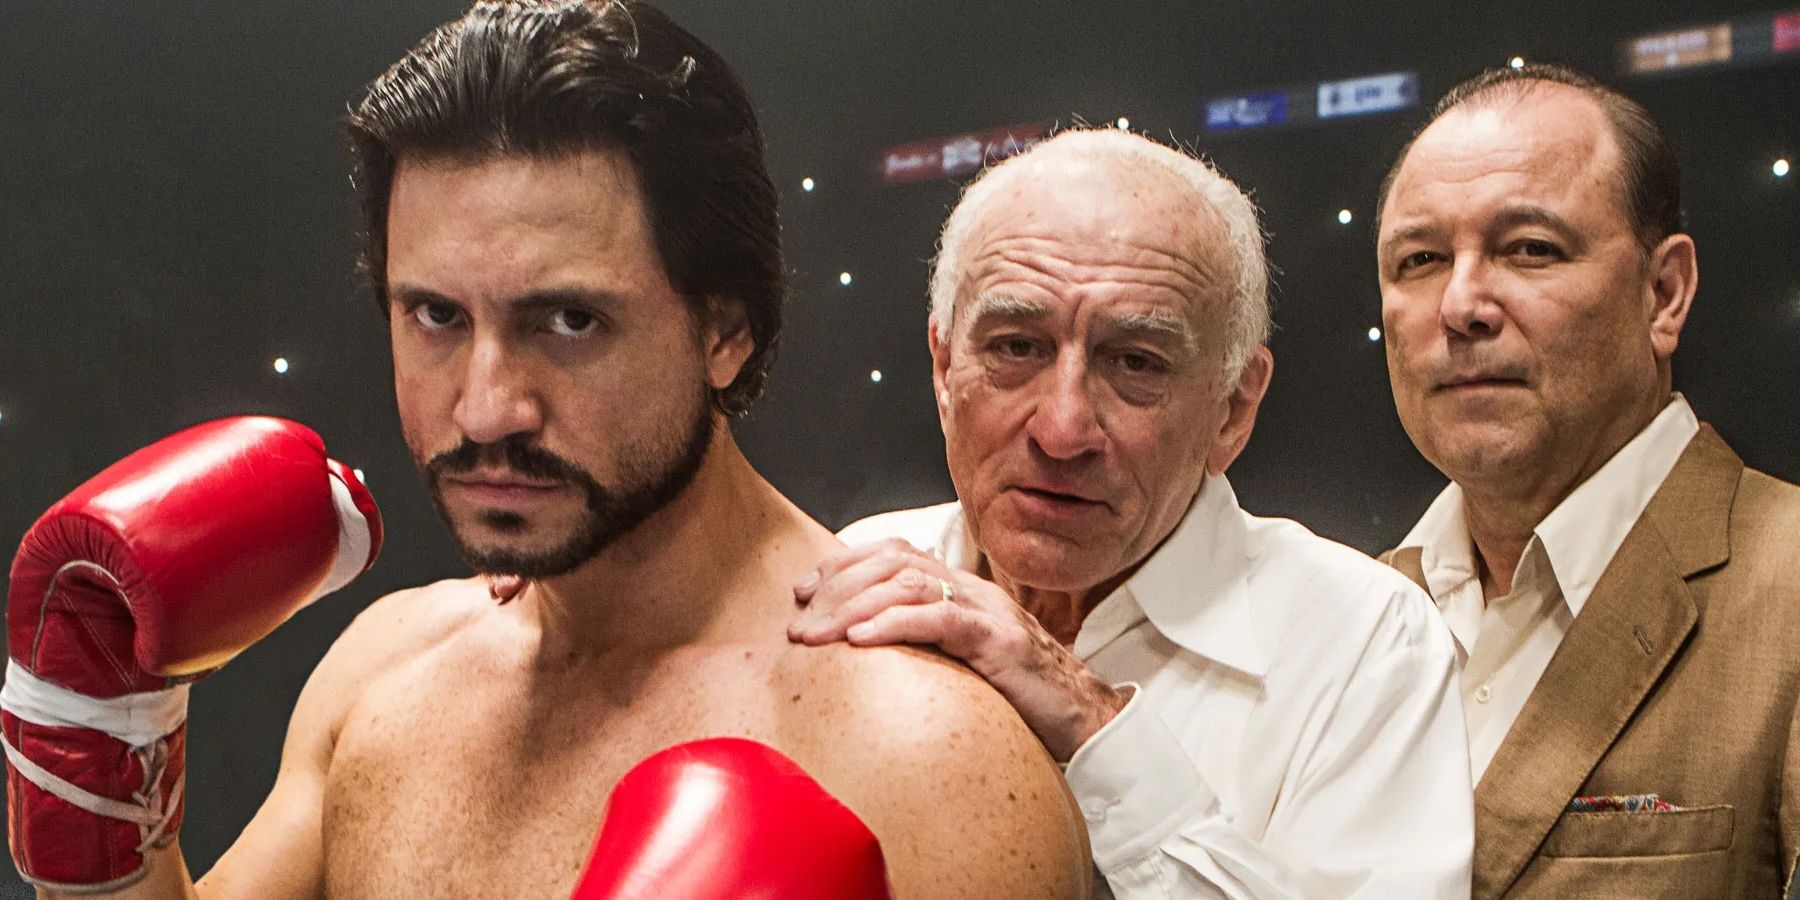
[789,130,1474,898]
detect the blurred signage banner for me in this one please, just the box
[1316,72,1418,119]
[1626,23,1733,72]
[881,123,1049,185]
[1204,91,1289,132]
[1776,11,1800,52]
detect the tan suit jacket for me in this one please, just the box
[1383,426,1800,899]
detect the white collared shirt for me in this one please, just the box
[1396,394,1700,784]
[841,475,1473,899]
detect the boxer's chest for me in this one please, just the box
[319,642,811,898]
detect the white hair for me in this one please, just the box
[928,128,1271,377]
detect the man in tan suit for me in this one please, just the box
[1375,63,1800,898]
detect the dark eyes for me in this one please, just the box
[413,302,463,329]
[986,335,1167,377]
[1115,351,1168,375]
[410,303,601,337]
[1511,239,1562,260]
[545,308,600,337]
[1391,239,1563,276]
[996,337,1035,358]
[1395,250,1442,274]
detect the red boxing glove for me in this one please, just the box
[2,416,382,891]
[570,738,893,900]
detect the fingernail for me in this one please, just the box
[794,571,819,594]
[847,622,874,642]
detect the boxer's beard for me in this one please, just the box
[423,390,715,579]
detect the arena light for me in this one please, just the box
[1624,23,1732,74]
[1776,158,1791,178]
[1338,208,1354,225]
[1115,117,1131,130]
[273,357,290,375]
[881,122,1050,185]
[869,370,883,383]
[1204,89,1289,133]
[1367,327,1382,343]
[1509,56,1526,69]
[1317,71,1419,120]
[839,272,853,286]
[802,177,816,192]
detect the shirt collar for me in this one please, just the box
[1397,394,1699,618]
[1116,473,1270,678]
[1532,394,1698,616]
[1398,482,1481,607]
[933,505,984,574]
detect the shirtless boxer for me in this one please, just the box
[4,1,1089,897]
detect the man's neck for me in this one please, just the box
[985,493,1198,647]
[518,431,835,661]
[1458,391,1670,601]
[994,568,1134,648]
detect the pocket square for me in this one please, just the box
[1569,793,1679,813]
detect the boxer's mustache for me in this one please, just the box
[425,435,590,486]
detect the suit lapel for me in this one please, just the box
[1471,427,1740,898]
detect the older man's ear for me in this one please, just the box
[1207,346,1274,476]
[930,323,952,426]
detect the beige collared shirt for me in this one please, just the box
[1396,394,1700,784]
[842,475,1472,899]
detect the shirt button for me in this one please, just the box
[1475,684,1493,704]
[1082,801,1109,824]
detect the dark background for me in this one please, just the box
[1,1,1794,892]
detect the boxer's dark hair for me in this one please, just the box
[1376,63,1682,255]
[345,0,783,415]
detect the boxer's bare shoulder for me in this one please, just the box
[316,578,494,715]
[195,578,491,899]
[294,578,495,760]
[774,643,1093,899]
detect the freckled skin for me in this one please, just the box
[315,581,1087,899]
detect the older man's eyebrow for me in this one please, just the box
[965,293,1052,328]
[1111,310,1198,353]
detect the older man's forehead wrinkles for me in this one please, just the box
[984,234,1226,299]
